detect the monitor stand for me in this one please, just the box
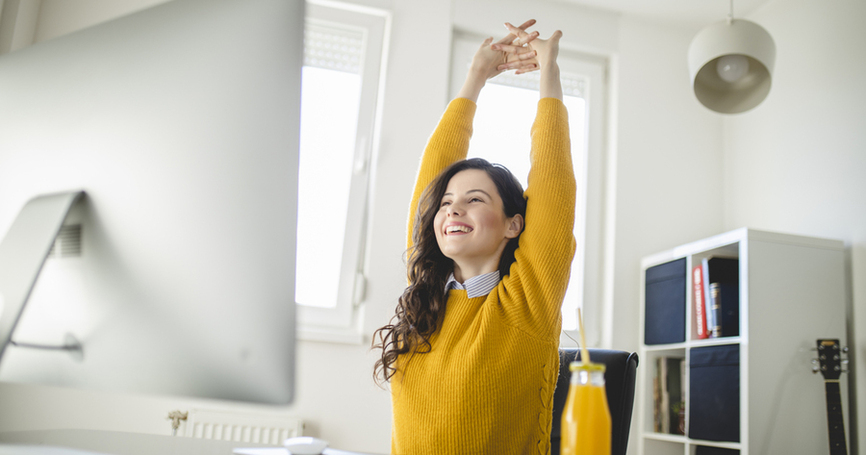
[0,191,84,363]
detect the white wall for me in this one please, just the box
[723,0,866,449]
[33,0,170,41]
[611,14,727,355]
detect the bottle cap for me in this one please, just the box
[569,361,606,373]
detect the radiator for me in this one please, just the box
[182,409,304,444]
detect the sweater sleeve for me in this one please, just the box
[406,98,476,251]
[501,98,576,338]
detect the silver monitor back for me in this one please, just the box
[0,0,301,404]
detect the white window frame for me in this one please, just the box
[296,1,389,343]
[449,31,610,347]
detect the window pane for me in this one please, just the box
[295,66,361,308]
[469,82,587,330]
[304,24,363,73]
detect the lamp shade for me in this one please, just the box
[688,19,775,114]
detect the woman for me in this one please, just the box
[373,20,576,455]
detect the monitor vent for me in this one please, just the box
[48,224,82,258]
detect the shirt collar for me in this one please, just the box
[444,270,500,298]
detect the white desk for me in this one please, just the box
[0,431,379,455]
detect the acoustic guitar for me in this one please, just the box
[814,339,848,455]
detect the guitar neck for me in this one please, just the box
[824,380,848,455]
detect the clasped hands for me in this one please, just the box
[469,19,563,81]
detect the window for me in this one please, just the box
[450,31,609,344]
[296,3,388,341]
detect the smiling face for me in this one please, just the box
[433,169,523,281]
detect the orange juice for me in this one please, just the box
[561,362,611,455]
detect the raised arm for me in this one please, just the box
[496,27,576,337]
[407,20,539,249]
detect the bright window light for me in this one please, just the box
[295,66,361,308]
[470,82,587,330]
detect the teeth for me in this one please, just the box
[447,225,472,234]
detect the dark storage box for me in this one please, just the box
[644,258,686,345]
[689,344,740,442]
[695,447,739,455]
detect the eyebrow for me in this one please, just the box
[443,189,492,198]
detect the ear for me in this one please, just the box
[504,213,524,239]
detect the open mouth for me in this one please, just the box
[445,225,473,235]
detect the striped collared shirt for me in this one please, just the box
[444,270,500,298]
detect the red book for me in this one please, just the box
[692,265,709,339]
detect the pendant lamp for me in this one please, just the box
[688,0,776,114]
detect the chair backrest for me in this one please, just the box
[550,348,639,455]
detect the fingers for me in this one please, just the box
[515,49,537,60]
[515,66,540,75]
[491,43,536,56]
[503,64,538,74]
[514,19,536,31]
[503,22,538,46]
[514,31,540,47]
[497,60,537,72]
[494,19,535,45]
[491,23,562,75]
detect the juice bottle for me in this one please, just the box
[560,361,611,455]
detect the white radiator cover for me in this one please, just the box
[183,409,304,444]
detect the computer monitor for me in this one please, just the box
[0,0,302,405]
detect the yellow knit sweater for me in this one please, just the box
[391,97,575,455]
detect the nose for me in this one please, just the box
[446,202,462,216]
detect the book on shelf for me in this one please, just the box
[652,364,660,432]
[701,256,739,339]
[669,357,685,435]
[712,282,740,337]
[700,259,715,338]
[692,264,709,339]
[653,356,685,435]
[709,282,722,338]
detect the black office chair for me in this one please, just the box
[550,348,639,455]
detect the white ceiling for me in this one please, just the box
[555,0,773,29]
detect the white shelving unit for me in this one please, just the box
[637,228,848,455]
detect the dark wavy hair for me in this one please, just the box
[372,158,526,385]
